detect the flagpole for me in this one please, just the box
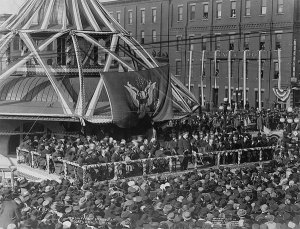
[243,50,247,109]
[214,50,219,89]
[258,50,262,111]
[200,50,205,107]
[278,48,281,89]
[188,45,193,92]
[228,50,232,107]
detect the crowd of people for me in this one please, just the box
[18,121,276,180]
[2,157,300,229]
[6,108,300,228]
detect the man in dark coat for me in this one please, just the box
[0,199,21,228]
[177,132,191,170]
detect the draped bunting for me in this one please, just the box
[102,66,173,128]
[273,49,291,102]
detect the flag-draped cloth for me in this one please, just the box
[102,66,173,128]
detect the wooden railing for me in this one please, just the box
[16,146,275,184]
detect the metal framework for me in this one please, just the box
[0,0,198,122]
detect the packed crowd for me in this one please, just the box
[2,157,300,229]
[18,108,283,170]
[4,109,299,228]
[17,108,292,182]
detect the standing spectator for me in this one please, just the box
[0,197,21,228]
[257,113,264,132]
[178,132,192,170]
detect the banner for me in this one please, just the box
[102,66,173,128]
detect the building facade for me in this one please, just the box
[103,0,300,109]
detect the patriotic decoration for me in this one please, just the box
[273,49,291,102]
[0,0,198,124]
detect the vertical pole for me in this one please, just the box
[278,48,282,89]
[214,50,219,89]
[243,50,247,108]
[10,168,15,190]
[217,152,220,167]
[46,154,50,174]
[259,150,263,162]
[188,45,193,91]
[258,50,262,111]
[114,163,118,180]
[169,157,173,173]
[82,166,87,185]
[228,50,232,107]
[63,161,67,179]
[142,160,147,175]
[31,152,34,168]
[200,50,205,107]
[238,150,241,165]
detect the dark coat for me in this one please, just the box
[0,200,20,228]
[178,138,191,155]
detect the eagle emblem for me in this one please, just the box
[124,79,157,118]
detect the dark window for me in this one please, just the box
[13,37,19,51]
[202,38,207,51]
[128,11,133,24]
[176,36,181,51]
[229,35,235,50]
[275,33,282,50]
[261,0,267,15]
[152,30,157,43]
[152,8,157,23]
[141,31,145,44]
[261,60,265,79]
[178,6,183,21]
[274,61,279,79]
[231,1,237,18]
[57,38,66,65]
[189,35,195,51]
[116,12,121,23]
[175,60,182,75]
[277,0,283,13]
[244,34,250,50]
[215,35,221,50]
[245,0,251,16]
[203,4,209,19]
[260,34,266,50]
[216,2,222,18]
[141,9,145,24]
[189,4,196,21]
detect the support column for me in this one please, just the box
[243,50,247,109]
[228,50,232,107]
[188,45,193,92]
[258,50,262,111]
[200,50,205,107]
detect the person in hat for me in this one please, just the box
[178,132,192,170]
[181,211,195,228]
[0,197,21,228]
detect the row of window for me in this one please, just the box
[175,59,280,80]
[184,86,265,108]
[174,33,282,52]
[113,8,158,25]
[177,0,284,22]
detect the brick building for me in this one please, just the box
[103,0,300,109]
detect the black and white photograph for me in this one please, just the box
[0,0,299,229]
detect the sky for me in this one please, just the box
[0,0,107,14]
[0,0,25,14]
